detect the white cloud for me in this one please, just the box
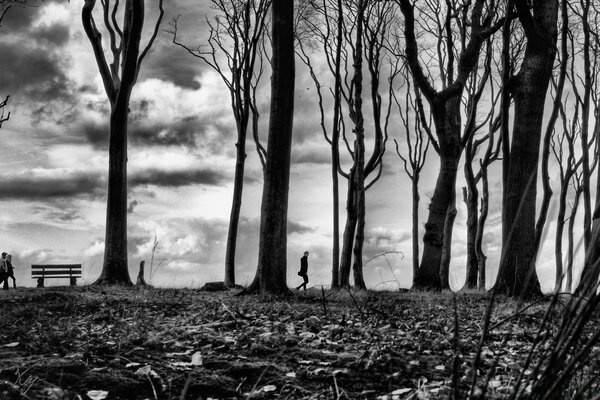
[84,241,105,258]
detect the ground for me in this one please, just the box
[0,286,578,399]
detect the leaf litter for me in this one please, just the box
[0,286,589,399]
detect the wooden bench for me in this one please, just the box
[31,264,82,287]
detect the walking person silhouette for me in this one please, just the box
[296,251,309,291]
[6,254,15,288]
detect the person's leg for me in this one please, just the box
[10,272,15,288]
[302,274,308,290]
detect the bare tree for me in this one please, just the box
[397,0,505,290]
[243,0,294,295]
[393,63,430,288]
[296,0,343,288]
[552,100,583,292]
[300,0,393,289]
[570,0,600,292]
[342,0,394,289]
[82,0,164,285]
[496,0,558,298]
[169,0,271,288]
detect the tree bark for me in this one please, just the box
[463,143,479,289]
[330,0,344,289]
[554,180,570,292]
[411,177,420,288]
[440,189,457,290]
[245,0,294,295]
[476,164,489,290]
[96,101,132,285]
[339,170,357,287]
[566,188,582,292]
[224,139,247,286]
[350,0,366,291]
[496,1,557,298]
[83,0,163,286]
[414,98,461,291]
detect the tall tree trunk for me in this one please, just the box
[224,138,247,286]
[496,1,557,298]
[331,151,340,288]
[580,2,592,252]
[500,0,513,260]
[533,0,568,257]
[476,165,489,290]
[440,190,457,290]
[414,99,461,291]
[566,188,581,292]
[350,0,366,290]
[579,200,600,295]
[463,145,479,289]
[330,0,344,289]
[339,172,357,287]
[97,102,132,285]
[411,177,420,288]
[554,180,570,292]
[84,0,163,286]
[245,0,294,295]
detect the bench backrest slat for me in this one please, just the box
[31,264,82,270]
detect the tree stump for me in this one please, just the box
[136,260,148,286]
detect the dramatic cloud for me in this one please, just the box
[129,168,229,188]
[0,172,103,199]
[30,23,70,46]
[138,41,205,90]
[0,41,72,102]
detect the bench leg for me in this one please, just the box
[70,277,77,287]
[37,278,44,288]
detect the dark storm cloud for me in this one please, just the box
[1,2,39,31]
[30,23,70,46]
[81,121,107,148]
[0,173,103,199]
[292,146,331,165]
[0,41,71,101]
[138,41,204,90]
[129,168,228,188]
[129,116,203,147]
[81,116,214,149]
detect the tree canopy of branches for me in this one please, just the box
[82,0,164,285]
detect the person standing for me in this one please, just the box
[0,252,8,290]
[296,251,309,291]
[6,254,15,288]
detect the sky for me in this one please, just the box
[0,0,587,291]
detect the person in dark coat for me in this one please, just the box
[6,254,15,288]
[296,251,309,291]
[0,252,7,291]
